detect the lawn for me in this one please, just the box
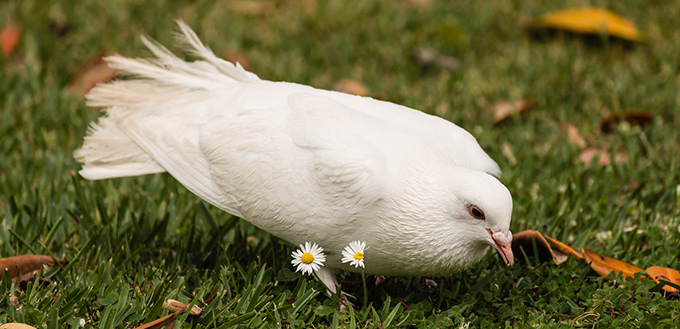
[1,0,680,328]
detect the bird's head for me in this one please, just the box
[445,168,514,268]
[372,166,514,276]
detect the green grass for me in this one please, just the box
[2,0,680,327]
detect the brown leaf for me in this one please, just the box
[582,248,644,279]
[511,230,573,265]
[223,49,254,72]
[544,234,584,259]
[333,79,369,96]
[579,147,627,166]
[490,100,538,124]
[599,109,653,134]
[645,266,680,293]
[69,53,118,95]
[163,299,204,316]
[533,7,644,42]
[133,311,182,329]
[0,324,38,329]
[561,123,587,149]
[0,255,68,283]
[1,24,21,57]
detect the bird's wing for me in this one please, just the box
[197,92,390,241]
[310,89,502,178]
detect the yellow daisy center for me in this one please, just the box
[353,252,364,260]
[300,252,314,264]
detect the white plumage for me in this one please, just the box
[76,21,514,292]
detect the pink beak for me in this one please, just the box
[487,229,514,267]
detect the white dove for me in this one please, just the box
[76,21,514,293]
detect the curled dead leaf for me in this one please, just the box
[490,100,538,124]
[532,7,644,42]
[599,109,653,134]
[163,299,204,316]
[133,311,182,329]
[582,248,644,279]
[69,53,118,95]
[511,230,575,265]
[645,266,680,293]
[0,255,68,283]
[1,24,21,57]
[333,79,369,96]
[544,234,583,259]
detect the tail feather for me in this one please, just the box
[77,20,251,180]
[175,20,259,82]
[75,115,166,179]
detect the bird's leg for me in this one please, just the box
[315,267,339,295]
[315,267,353,310]
[374,275,387,287]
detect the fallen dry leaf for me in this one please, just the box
[163,299,204,316]
[599,109,653,134]
[645,266,680,293]
[333,79,369,96]
[1,24,21,57]
[223,49,254,72]
[561,123,587,149]
[133,311,182,329]
[69,53,118,95]
[533,7,644,42]
[544,234,584,260]
[0,324,38,329]
[579,147,627,166]
[490,100,538,124]
[0,255,68,283]
[511,230,576,265]
[582,248,644,279]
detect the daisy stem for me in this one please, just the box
[360,268,368,308]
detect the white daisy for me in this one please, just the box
[291,242,326,275]
[341,241,367,268]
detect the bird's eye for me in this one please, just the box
[468,205,486,220]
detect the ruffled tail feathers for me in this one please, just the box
[77,20,252,180]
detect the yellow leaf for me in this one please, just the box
[534,7,644,42]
